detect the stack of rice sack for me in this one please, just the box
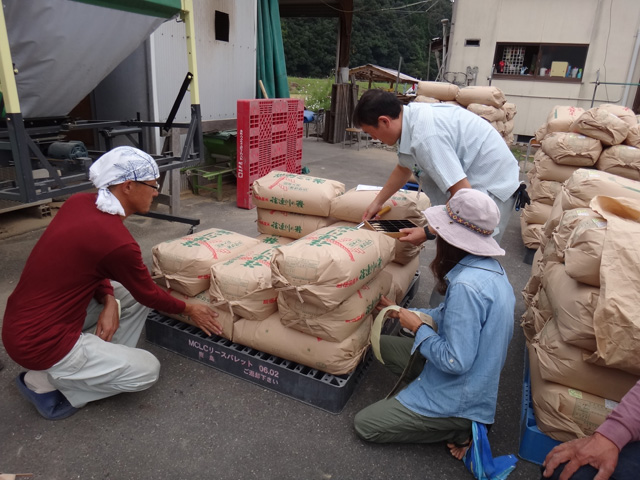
[250,170,343,239]
[414,82,517,146]
[232,225,397,375]
[329,188,430,267]
[520,168,640,442]
[521,104,639,249]
[151,228,265,339]
[152,171,422,376]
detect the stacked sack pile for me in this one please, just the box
[521,104,640,249]
[151,170,428,376]
[414,82,517,146]
[521,160,640,440]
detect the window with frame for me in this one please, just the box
[492,43,588,81]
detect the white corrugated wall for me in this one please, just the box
[149,0,257,154]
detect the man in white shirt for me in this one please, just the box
[353,89,523,245]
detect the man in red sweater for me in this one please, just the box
[2,146,222,420]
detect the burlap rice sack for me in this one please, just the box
[209,242,280,321]
[232,312,372,375]
[521,285,552,343]
[560,169,640,212]
[416,81,459,101]
[564,216,607,287]
[546,106,585,134]
[542,194,566,239]
[330,189,429,265]
[279,270,393,342]
[521,305,549,344]
[533,149,579,183]
[550,207,604,259]
[504,119,515,134]
[542,262,598,352]
[414,95,440,104]
[490,120,506,135]
[529,176,562,206]
[383,255,420,304]
[455,86,506,108]
[570,107,630,146]
[329,188,430,224]
[588,196,640,375]
[271,225,396,314]
[503,132,515,146]
[520,216,544,249]
[531,247,544,278]
[152,228,261,297]
[521,200,552,225]
[391,240,424,266]
[596,145,640,181]
[329,221,359,228]
[625,124,640,148]
[528,344,615,442]
[156,285,235,340]
[255,234,295,246]
[466,103,505,122]
[535,319,637,402]
[256,208,336,239]
[541,132,602,167]
[535,123,548,142]
[251,171,345,216]
[503,102,517,121]
[599,104,638,127]
[522,252,543,308]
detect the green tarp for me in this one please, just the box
[256,0,289,99]
[71,0,181,18]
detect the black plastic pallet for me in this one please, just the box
[145,271,420,414]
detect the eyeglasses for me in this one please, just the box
[133,181,160,191]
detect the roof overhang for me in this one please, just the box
[349,64,420,84]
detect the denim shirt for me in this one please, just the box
[396,254,515,425]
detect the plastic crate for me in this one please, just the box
[145,271,420,413]
[236,99,304,209]
[518,358,561,465]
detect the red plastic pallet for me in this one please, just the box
[236,99,304,209]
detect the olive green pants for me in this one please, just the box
[354,336,471,444]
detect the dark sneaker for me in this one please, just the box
[15,372,78,420]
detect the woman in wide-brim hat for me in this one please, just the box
[354,188,515,462]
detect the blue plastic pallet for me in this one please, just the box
[145,271,420,414]
[518,359,561,465]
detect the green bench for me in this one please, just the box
[186,165,235,201]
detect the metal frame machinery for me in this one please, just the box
[0,0,204,212]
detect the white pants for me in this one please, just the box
[34,282,159,408]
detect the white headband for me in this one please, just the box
[89,146,159,216]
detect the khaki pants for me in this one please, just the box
[44,282,159,408]
[354,336,471,444]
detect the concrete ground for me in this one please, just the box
[0,138,541,479]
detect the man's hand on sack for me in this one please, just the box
[184,304,223,336]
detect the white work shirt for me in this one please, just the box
[397,103,519,203]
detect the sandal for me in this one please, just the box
[15,372,78,420]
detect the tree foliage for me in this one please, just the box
[281,0,453,80]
